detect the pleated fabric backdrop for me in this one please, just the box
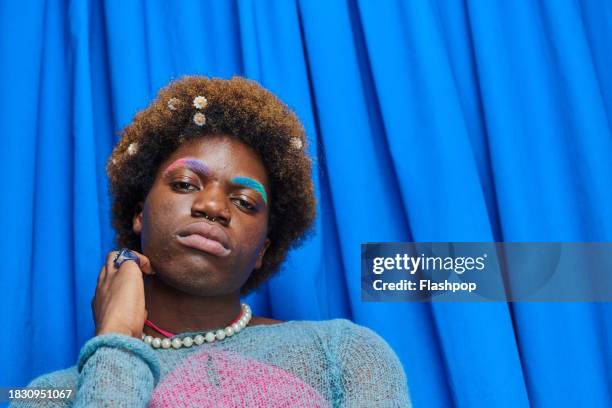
[1,1,611,407]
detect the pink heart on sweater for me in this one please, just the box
[150,348,331,407]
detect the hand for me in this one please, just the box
[91,249,155,339]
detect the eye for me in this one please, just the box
[171,181,198,192]
[232,197,255,211]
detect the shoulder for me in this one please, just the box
[321,318,401,359]
[319,319,412,407]
[250,318,403,365]
[278,317,360,331]
[266,318,362,338]
[329,319,408,384]
[280,318,399,358]
[295,318,391,344]
[293,319,411,406]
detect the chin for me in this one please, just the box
[155,272,217,296]
[157,264,240,297]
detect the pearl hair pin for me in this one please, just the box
[141,303,252,350]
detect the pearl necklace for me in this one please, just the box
[141,303,252,350]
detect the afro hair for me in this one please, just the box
[106,76,316,295]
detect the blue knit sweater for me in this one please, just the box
[11,319,411,407]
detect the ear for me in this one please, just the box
[132,202,144,235]
[254,238,271,270]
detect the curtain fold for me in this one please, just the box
[1,1,610,406]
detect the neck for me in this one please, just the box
[142,275,243,337]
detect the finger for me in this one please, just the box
[108,249,155,276]
[128,250,154,275]
[91,295,99,316]
[106,251,120,277]
[96,265,107,292]
[97,265,107,287]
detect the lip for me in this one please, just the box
[176,222,231,257]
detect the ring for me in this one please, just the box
[113,248,140,269]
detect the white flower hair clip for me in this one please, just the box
[166,94,210,127]
[127,142,139,156]
[192,95,208,126]
[193,112,206,126]
[193,96,208,109]
[289,137,303,150]
[167,97,180,111]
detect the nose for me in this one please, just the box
[191,182,231,225]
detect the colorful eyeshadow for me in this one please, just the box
[163,157,210,178]
[231,176,268,204]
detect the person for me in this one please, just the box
[12,76,411,407]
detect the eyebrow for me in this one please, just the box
[231,176,268,204]
[162,157,210,178]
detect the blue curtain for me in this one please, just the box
[1,1,611,407]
